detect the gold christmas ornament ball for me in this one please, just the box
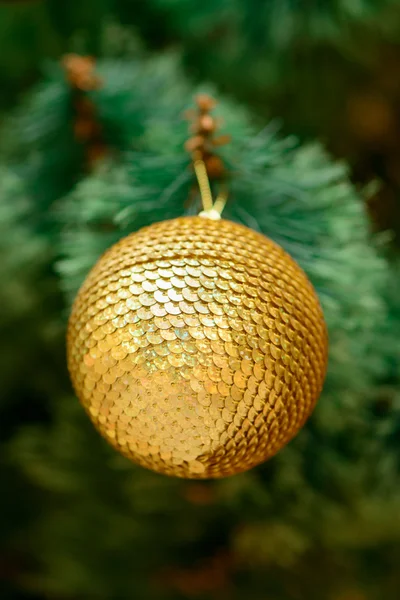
[67,217,328,478]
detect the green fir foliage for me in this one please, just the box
[0,63,84,209]
[2,55,397,599]
[1,4,400,600]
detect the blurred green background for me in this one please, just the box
[1,1,400,599]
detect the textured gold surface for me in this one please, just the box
[67,217,328,478]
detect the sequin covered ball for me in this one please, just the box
[67,217,328,478]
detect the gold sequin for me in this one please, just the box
[68,216,327,479]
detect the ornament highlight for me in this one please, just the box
[68,216,328,478]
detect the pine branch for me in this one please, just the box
[50,59,400,564]
[57,56,388,401]
[3,52,400,600]
[0,61,85,209]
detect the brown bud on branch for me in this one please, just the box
[62,54,106,170]
[185,94,231,180]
